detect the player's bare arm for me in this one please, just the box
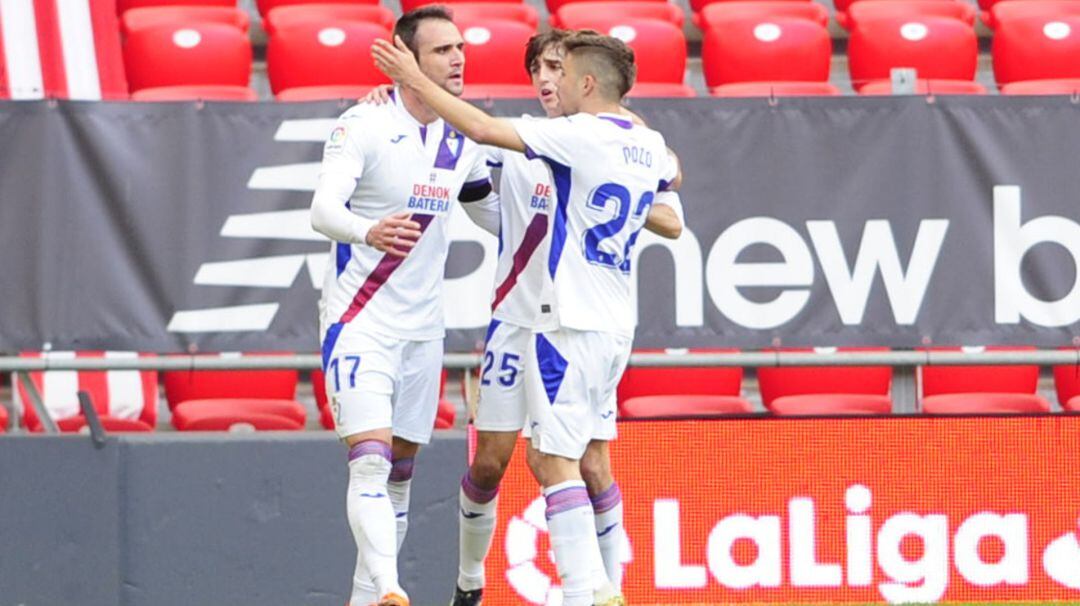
[372,36,527,153]
[645,205,682,239]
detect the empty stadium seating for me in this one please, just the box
[263,4,395,35]
[548,0,668,15]
[446,2,541,28]
[13,351,159,432]
[988,0,1080,29]
[458,19,537,98]
[163,353,307,431]
[120,6,250,34]
[267,20,391,99]
[848,15,978,92]
[617,349,754,418]
[0,404,8,432]
[123,22,254,99]
[554,1,685,29]
[1001,78,1080,94]
[920,346,1052,413]
[698,1,829,30]
[840,0,977,30]
[256,0,381,18]
[993,14,1080,87]
[858,79,988,94]
[1053,354,1080,411]
[117,0,235,14]
[757,347,894,415]
[702,16,832,89]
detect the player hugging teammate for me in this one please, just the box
[313,6,684,605]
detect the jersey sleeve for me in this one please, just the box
[481,144,504,168]
[511,116,580,166]
[459,153,494,202]
[319,113,369,179]
[658,138,679,192]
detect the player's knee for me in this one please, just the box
[348,441,392,481]
[470,451,510,488]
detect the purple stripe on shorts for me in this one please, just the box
[545,486,591,520]
[348,440,391,463]
[590,483,623,514]
[461,471,499,505]
[389,457,415,482]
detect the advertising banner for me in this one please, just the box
[485,417,1080,604]
[1,97,1079,352]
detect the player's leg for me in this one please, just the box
[454,321,529,603]
[524,329,616,606]
[581,341,631,592]
[387,337,444,570]
[581,440,626,590]
[326,331,409,605]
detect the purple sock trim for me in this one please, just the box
[461,471,499,504]
[348,440,391,463]
[545,486,591,520]
[590,482,623,514]
[389,457,414,482]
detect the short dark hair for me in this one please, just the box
[524,29,570,75]
[394,5,455,58]
[562,32,637,100]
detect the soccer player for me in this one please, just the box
[310,7,499,606]
[374,30,679,606]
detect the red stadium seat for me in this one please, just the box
[263,4,395,35]
[988,0,1080,29]
[617,348,753,417]
[1054,353,1080,411]
[920,346,1051,413]
[858,78,988,94]
[711,81,841,96]
[117,0,235,14]
[554,2,685,29]
[276,85,381,101]
[840,0,977,29]
[163,353,307,430]
[848,15,977,91]
[175,412,305,432]
[1001,77,1080,94]
[458,19,537,98]
[0,405,8,432]
[14,351,159,432]
[702,17,831,88]
[629,83,698,97]
[435,398,457,429]
[548,0,667,15]
[446,3,541,28]
[402,0,525,13]
[698,1,829,30]
[993,14,1080,86]
[123,22,252,94]
[757,347,894,415]
[121,6,249,34]
[267,21,391,98]
[560,18,694,95]
[56,416,155,433]
[131,85,259,101]
[692,0,812,21]
[256,0,380,18]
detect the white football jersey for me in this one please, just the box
[318,92,490,345]
[512,112,677,338]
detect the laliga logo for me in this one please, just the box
[506,496,632,605]
[656,484,1080,604]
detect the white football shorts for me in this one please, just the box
[321,326,443,444]
[524,328,630,459]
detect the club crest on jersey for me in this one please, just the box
[408,183,452,214]
[434,125,465,170]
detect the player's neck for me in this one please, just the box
[577,97,623,117]
[400,88,440,125]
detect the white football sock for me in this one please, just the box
[457,470,500,591]
[388,457,414,551]
[592,483,626,590]
[346,442,405,600]
[544,480,606,606]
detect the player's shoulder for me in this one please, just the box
[336,102,388,123]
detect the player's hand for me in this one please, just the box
[366,211,422,258]
[358,84,393,105]
[372,36,424,89]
